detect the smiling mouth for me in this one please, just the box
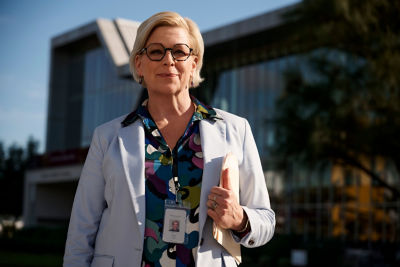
[157,73,179,78]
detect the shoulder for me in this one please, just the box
[214,108,246,122]
[93,113,129,141]
[213,108,248,129]
[211,109,252,144]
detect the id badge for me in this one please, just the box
[162,199,189,244]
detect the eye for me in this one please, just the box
[173,49,187,57]
[149,49,164,55]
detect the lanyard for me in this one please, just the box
[171,146,181,204]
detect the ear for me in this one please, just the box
[135,54,143,76]
[191,56,198,72]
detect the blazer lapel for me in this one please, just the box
[118,120,146,240]
[199,118,226,241]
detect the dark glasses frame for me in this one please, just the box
[139,43,193,61]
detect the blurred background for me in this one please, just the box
[1,0,399,266]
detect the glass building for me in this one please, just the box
[46,18,142,152]
[24,18,143,225]
[197,6,400,245]
[80,47,141,147]
[24,4,400,250]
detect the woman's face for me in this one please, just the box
[135,26,197,97]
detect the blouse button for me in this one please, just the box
[248,239,255,246]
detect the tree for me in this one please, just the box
[275,0,400,199]
[25,136,39,168]
[0,142,5,180]
[0,137,39,216]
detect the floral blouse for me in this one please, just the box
[124,96,219,267]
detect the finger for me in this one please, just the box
[206,199,214,209]
[221,168,232,190]
[207,199,221,211]
[207,208,220,224]
[207,194,218,202]
[210,186,229,197]
[207,209,231,230]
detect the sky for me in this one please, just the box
[0,0,300,153]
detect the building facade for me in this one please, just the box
[24,5,400,246]
[24,18,143,225]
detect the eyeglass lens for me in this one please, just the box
[145,43,191,61]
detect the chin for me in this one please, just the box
[149,84,186,96]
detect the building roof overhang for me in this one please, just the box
[49,4,295,78]
[202,5,294,47]
[51,18,140,77]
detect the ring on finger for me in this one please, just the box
[212,201,218,209]
[213,195,217,201]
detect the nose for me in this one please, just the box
[163,49,175,65]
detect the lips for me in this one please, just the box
[157,73,179,78]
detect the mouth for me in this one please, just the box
[157,73,179,78]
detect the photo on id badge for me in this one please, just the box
[162,208,186,244]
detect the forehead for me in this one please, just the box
[146,26,190,46]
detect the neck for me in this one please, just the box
[147,91,193,122]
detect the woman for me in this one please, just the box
[64,11,275,267]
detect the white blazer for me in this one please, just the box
[63,108,275,267]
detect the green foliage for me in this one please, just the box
[0,143,4,180]
[0,137,40,216]
[276,0,400,198]
[293,0,400,86]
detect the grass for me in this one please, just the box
[0,225,67,267]
[0,251,63,267]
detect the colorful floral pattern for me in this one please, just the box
[125,96,219,267]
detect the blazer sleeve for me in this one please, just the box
[63,127,107,267]
[237,119,276,248]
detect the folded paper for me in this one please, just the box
[213,152,241,264]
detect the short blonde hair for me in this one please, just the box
[129,11,204,88]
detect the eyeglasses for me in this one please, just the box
[139,43,193,61]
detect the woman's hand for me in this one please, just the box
[207,169,248,231]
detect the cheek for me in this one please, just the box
[179,64,193,79]
[180,72,191,82]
